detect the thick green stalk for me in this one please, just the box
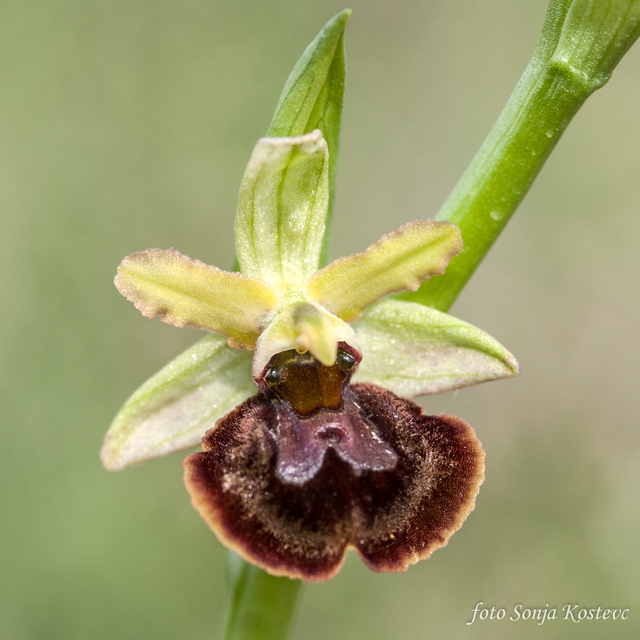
[220,555,302,640]
[401,0,640,312]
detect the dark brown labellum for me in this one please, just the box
[184,345,484,582]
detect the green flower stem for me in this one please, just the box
[402,0,640,312]
[221,2,640,639]
[221,554,302,640]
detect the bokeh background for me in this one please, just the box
[2,1,639,638]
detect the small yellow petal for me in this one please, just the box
[305,220,462,322]
[115,248,280,349]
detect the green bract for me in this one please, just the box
[102,127,518,471]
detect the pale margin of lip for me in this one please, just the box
[101,333,255,471]
[182,383,485,582]
[351,297,519,398]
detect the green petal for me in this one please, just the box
[115,248,280,349]
[268,9,350,265]
[235,131,329,293]
[101,333,255,471]
[351,298,519,397]
[305,220,462,322]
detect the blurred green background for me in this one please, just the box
[2,1,639,638]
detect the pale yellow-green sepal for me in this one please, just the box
[101,333,255,471]
[352,298,519,398]
[252,301,359,378]
[115,248,280,349]
[235,131,329,294]
[305,220,462,322]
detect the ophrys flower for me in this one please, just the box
[102,130,518,581]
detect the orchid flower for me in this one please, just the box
[101,128,518,582]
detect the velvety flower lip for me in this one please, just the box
[103,129,516,580]
[183,345,485,582]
